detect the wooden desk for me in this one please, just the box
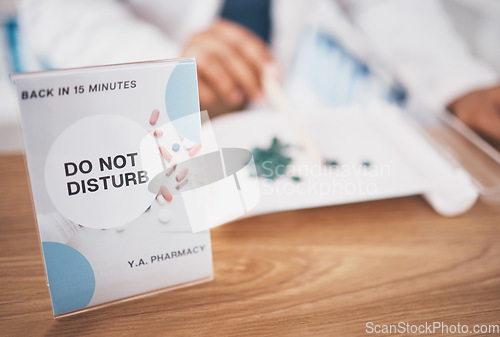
[1,154,499,336]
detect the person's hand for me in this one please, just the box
[181,19,276,116]
[448,85,500,142]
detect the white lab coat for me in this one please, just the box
[18,0,498,111]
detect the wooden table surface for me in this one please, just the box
[1,153,500,336]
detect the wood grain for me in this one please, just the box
[1,154,500,336]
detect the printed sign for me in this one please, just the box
[12,59,225,317]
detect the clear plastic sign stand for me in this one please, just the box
[405,105,500,205]
[11,59,259,318]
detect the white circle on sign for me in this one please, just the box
[45,115,163,229]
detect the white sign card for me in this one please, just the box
[12,59,219,317]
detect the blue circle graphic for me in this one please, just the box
[165,60,201,143]
[42,242,95,315]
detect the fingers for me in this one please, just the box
[212,19,273,70]
[192,33,262,101]
[197,77,217,109]
[451,87,500,142]
[469,88,500,141]
[212,19,274,96]
[477,106,500,142]
[198,76,240,117]
[181,19,276,115]
[196,52,244,107]
[184,36,244,108]
[215,39,262,100]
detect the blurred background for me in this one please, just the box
[1,0,500,154]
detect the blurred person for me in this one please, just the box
[18,0,500,141]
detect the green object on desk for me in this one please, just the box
[362,160,372,168]
[324,160,339,167]
[252,137,295,181]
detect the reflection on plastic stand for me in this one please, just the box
[181,149,259,232]
[147,111,260,232]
